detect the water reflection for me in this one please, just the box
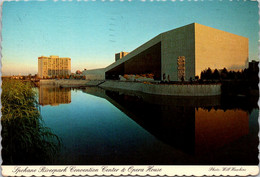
[39,86,71,106]
[82,87,258,164]
[195,108,248,153]
[38,86,258,165]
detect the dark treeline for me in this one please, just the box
[198,95,259,114]
[200,67,258,84]
[2,74,87,80]
[200,66,259,96]
[42,74,86,80]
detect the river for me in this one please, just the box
[38,85,259,165]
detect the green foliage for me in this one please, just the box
[1,79,61,164]
[200,67,259,84]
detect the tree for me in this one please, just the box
[200,68,213,80]
[35,74,39,80]
[76,70,82,75]
[220,68,228,80]
[200,70,206,80]
[227,71,235,80]
[28,74,32,80]
[205,68,213,80]
[212,69,220,80]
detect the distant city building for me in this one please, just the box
[106,23,248,81]
[249,60,259,72]
[115,52,129,61]
[38,55,71,78]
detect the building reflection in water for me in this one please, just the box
[82,87,258,164]
[39,86,71,106]
[195,108,249,154]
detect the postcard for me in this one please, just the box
[1,0,259,176]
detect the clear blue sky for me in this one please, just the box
[2,0,259,75]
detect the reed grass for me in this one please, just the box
[1,79,61,164]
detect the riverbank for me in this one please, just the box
[99,80,221,96]
[40,79,221,96]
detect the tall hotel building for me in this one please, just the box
[38,55,71,78]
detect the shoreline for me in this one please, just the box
[39,79,103,87]
[99,80,221,96]
[39,79,221,96]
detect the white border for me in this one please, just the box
[0,0,259,176]
[1,165,259,176]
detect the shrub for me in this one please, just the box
[1,79,61,164]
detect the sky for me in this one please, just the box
[1,0,259,75]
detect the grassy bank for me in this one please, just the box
[1,79,60,164]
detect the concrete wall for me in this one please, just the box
[39,79,103,86]
[195,23,248,76]
[161,23,195,81]
[40,79,57,85]
[104,23,248,81]
[100,81,221,96]
[40,79,89,85]
[105,24,196,81]
[82,68,105,80]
